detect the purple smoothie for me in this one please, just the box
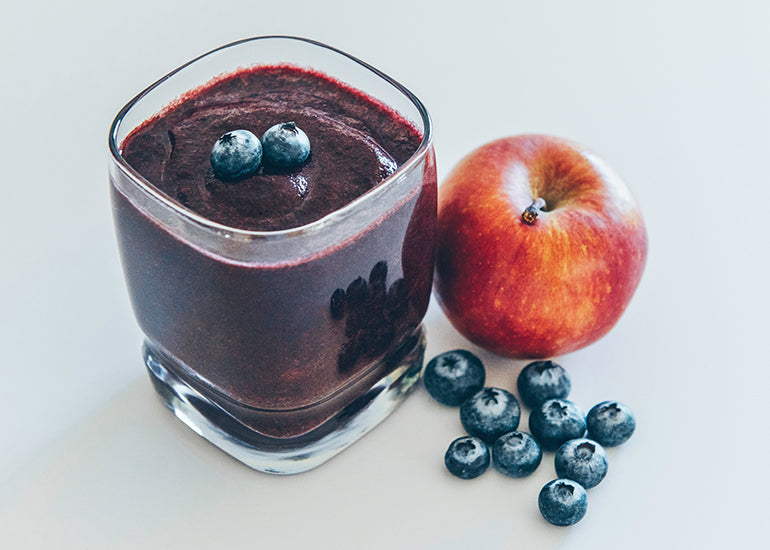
[112,65,436,438]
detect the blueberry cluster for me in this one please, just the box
[425,351,635,527]
[210,122,310,180]
[330,261,412,372]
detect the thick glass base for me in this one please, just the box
[144,327,426,474]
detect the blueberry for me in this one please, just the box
[444,436,490,479]
[345,276,368,309]
[586,401,636,447]
[460,387,521,444]
[330,288,346,319]
[492,431,542,478]
[423,350,485,406]
[261,122,311,169]
[516,360,571,409]
[210,129,262,180]
[369,261,388,285]
[538,479,588,526]
[529,399,586,451]
[554,438,608,489]
[384,278,409,321]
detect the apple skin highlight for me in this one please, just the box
[435,135,648,359]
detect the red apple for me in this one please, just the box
[435,135,647,358]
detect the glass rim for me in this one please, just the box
[108,34,433,240]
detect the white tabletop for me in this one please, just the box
[1,1,768,548]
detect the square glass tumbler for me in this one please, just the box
[108,36,436,474]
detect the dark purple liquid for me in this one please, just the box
[112,66,436,437]
[121,65,422,231]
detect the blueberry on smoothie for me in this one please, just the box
[529,399,586,451]
[554,438,608,489]
[538,479,588,526]
[492,431,542,478]
[423,350,485,406]
[210,129,262,180]
[460,387,520,444]
[261,122,311,169]
[516,360,571,409]
[586,401,636,447]
[444,436,490,479]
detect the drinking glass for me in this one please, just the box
[108,36,436,474]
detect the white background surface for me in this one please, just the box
[1,1,768,548]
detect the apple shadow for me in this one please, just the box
[423,297,533,393]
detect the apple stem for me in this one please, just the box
[522,198,546,225]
